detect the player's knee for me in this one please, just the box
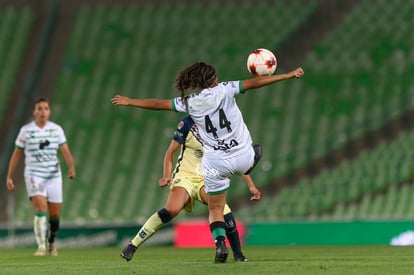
[157,208,173,224]
[208,200,226,213]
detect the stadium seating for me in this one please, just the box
[235,0,414,221]
[12,0,414,223]
[0,6,33,118]
[13,1,317,223]
[237,129,414,221]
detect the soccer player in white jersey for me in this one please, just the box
[120,116,260,262]
[6,98,76,256]
[112,62,304,263]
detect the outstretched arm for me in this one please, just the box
[241,174,261,201]
[111,95,173,111]
[159,140,181,187]
[241,67,304,92]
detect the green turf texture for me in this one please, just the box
[1,246,413,274]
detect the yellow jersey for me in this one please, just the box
[172,116,204,179]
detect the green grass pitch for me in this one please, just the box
[1,246,414,274]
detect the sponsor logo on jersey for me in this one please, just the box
[213,139,239,151]
[39,139,50,149]
[48,129,56,137]
[27,130,36,139]
[177,121,184,130]
[194,149,203,158]
[174,130,184,138]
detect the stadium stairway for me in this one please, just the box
[0,4,44,221]
[0,6,33,124]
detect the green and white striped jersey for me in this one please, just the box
[15,121,67,179]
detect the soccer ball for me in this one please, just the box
[247,48,277,76]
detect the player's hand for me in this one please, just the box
[6,178,15,191]
[111,95,130,106]
[159,177,171,187]
[249,186,261,201]
[289,67,304,78]
[68,167,76,180]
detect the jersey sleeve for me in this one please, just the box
[15,127,26,149]
[222,81,243,96]
[57,125,67,146]
[172,117,192,144]
[171,97,187,113]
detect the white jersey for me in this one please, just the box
[172,80,252,159]
[15,121,66,179]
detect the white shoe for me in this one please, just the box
[34,247,46,256]
[49,243,58,256]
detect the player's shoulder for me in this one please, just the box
[217,81,241,95]
[176,116,194,132]
[218,80,239,89]
[181,116,195,127]
[46,121,66,136]
[20,121,35,131]
[173,116,194,143]
[46,121,63,129]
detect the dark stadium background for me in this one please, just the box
[1,0,414,247]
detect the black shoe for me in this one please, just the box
[120,242,137,262]
[234,254,249,262]
[214,241,228,263]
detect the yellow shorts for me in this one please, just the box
[170,177,204,213]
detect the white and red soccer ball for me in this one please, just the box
[247,48,277,76]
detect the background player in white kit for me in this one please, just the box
[6,97,76,256]
[112,62,304,263]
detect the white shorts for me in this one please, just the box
[25,176,63,203]
[202,146,255,194]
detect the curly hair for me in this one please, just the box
[175,62,216,99]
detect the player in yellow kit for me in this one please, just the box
[120,116,261,262]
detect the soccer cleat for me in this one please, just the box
[120,242,137,262]
[34,247,46,256]
[234,254,249,262]
[214,241,228,263]
[49,243,58,256]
